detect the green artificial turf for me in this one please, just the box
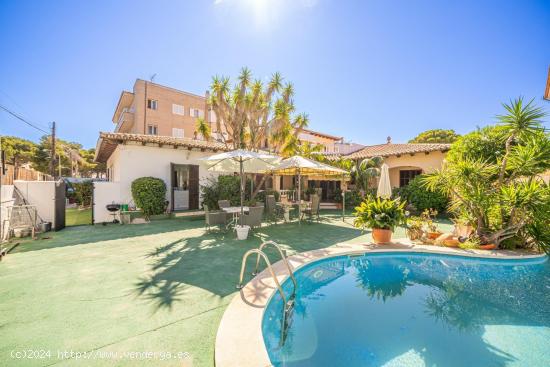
[0,212,452,366]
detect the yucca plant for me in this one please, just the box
[422,97,549,251]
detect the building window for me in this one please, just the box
[399,169,422,187]
[172,128,184,138]
[147,124,158,135]
[172,104,185,115]
[147,99,158,110]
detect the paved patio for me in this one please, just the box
[0,213,451,367]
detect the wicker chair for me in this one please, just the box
[302,194,321,222]
[242,206,264,230]
[204,204,228,231]
[265,195,283,223]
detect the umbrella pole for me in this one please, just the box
[298,169,301,224]
[342,174,345,222]
[240,159,244,226]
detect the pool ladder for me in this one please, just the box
[236,241,297,346]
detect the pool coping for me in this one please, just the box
[214,239,546,367]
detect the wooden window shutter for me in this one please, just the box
[188,165,199,210]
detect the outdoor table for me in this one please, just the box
[222,206,249,229]
[277,201,310,222]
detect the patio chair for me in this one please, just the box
[302,194,321,222]
[218,200,231,209]
[204,204,228,231]
[265,195,283,223]
[242,206,264,230]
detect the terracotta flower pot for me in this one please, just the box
[444,238,460,247]
[372,228,393,244]
[479,244,496,250]
[427,232,442,240]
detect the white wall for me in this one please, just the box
[98,143,220,218]
[14,181,54,225]
[93,182,121,223]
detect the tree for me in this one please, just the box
[0,136,37,166]
[208,67,310,196]
[195,117,212,141]
[422,98,549,251]
[208,67,308,152]
[350,156,383,194]
[281,141,325,160]
[409,129,459,144]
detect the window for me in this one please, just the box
[147,99,158,110]
[172,104,185,115]
[190,108,203,118]
[399,169,422,187]
[172,128,184,138]
[147,124,158,135]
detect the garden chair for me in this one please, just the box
[218,200,231,209]
[242,206,264,230]
[265,195,283,223]
[204,204,228,231]
[302,194,321,222]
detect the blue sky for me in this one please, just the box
[1,0,549,149]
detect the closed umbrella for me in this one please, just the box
[200,149,280,224]
[377,163,392,199]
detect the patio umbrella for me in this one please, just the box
[200,149,280,225]
[268,155,349,222]
[377,163,392,199]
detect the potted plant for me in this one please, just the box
[406,215,424,241]
[235,224,250,240]
[421,209,441,240]
[354,197,407,244]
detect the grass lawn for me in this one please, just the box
[65,208,92,226]
[0,212,451,366]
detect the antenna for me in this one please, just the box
[150,73,157,82]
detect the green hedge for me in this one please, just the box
[131,177,167,219]
[395,175,448,213]
[200,175,252,210]
[73,181,93,207]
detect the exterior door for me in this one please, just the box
[188,165,199,210]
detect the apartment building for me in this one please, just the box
[112,79,217,140]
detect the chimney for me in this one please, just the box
[386,136,392,144]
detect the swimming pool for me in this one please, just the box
[262,252,550,366]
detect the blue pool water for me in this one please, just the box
[262,253,550,366]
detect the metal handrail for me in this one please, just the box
[253,241,297,293]
[236,249,288,304]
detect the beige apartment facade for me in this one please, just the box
[112,79,216,140]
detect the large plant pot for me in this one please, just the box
[372,228,393,244]
[236,225,250,240]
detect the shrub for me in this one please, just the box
[256,189,280,205]
[131,177,167,219]
[73,181,93,207]
[346,190,364,208]
[395,175,449,213]
[200,175,252,209]
[353,197,407,231]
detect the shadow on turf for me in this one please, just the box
[132,220,364,312]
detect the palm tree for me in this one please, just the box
[350,156,383,194]
[195,117,211,141]
[208,68,310,197]
[208,68,307,153]
[496,97,546,220]
[496,97,545,185]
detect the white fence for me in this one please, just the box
[93,182,121,223]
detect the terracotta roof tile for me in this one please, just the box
[344,143,451,159]
[94,132,228,162]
